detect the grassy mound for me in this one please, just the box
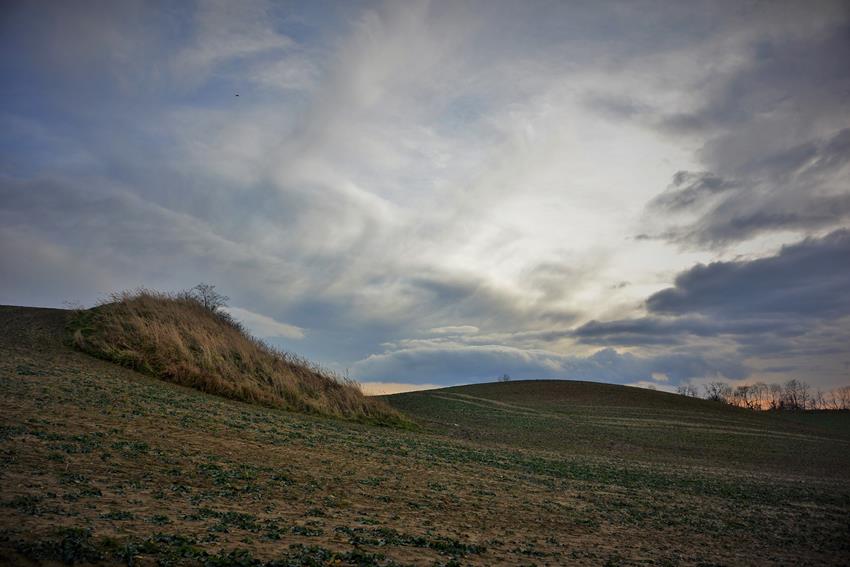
[67,290,406,426]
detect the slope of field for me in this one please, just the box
[383,381,850,477]
[2,306,850,565]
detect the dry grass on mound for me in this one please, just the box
[67,290,407,426]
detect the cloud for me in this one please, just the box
[428,325,480,335]
[573,316,795,346]
[0,224,114,307]
[641,16,850,247]
[646,230,850,319]
[224,306,304,340]
[572,230,850,386]
[171,0,294,87]
[645,129,850,247]
[648,171,738,212]
[583,92,653,121]
[248,54,319,93]
[352,342,746,386]
[1,0,169,89]
[2,1,848,392]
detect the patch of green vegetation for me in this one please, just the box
[148,514,171,526]
[11,528,403,567]
[100,510,134,521]
[3,494,47,516]
[335,526,485,557]
[15,364,49,376]
[14,527,103,565]
[276,543,398,567]
[291,523,324,537]
[111,439,149,456]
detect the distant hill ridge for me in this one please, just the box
[384,379,850,473]
[65,290,406,426]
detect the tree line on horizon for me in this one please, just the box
[676,379,850,411]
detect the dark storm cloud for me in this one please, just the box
[659,25,850,138]
[745,128,850,180]
[648,129,850,246]
[574,231,850,369]
[646,230,850,318]
[643,19,850,247]
[573,316,804,347]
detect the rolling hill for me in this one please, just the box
[1,305,849,565]
[383,380,850,477]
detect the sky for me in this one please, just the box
[2,0,849,395]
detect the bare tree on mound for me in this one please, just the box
[188,283,229,313]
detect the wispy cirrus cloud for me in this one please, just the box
[225,306,304,340]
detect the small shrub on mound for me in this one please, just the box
[67,289,407,426]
